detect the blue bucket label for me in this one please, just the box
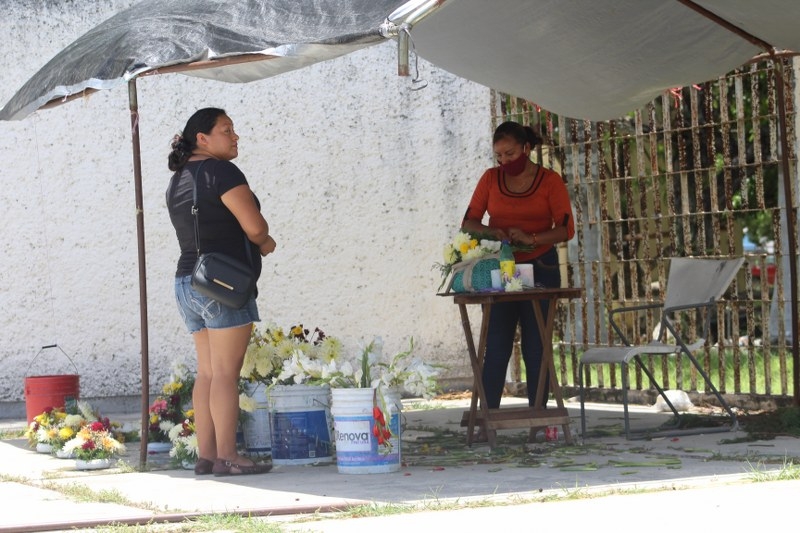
[271,410,332,460]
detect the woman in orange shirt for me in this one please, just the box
[462,121,575,414]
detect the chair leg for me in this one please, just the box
[634,355,681,422]
[681,350,738,428]
[621,362,630,439]
[579,362,587,438]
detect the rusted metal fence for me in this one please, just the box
[494,59,797,407]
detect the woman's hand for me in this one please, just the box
[508,227,533,245]
[260,235,276,256]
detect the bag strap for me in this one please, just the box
[190,160,254,268]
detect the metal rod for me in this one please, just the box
[127,78,150,467]
[398,29,409,77]
[676,0,774,51]
[772,58,800,406]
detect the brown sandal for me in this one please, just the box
[194,457,214,475]
[212,458,272,477]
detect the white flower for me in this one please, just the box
[168,424,183,442]
[159,420,176,434]
[239,393,258,413]
[443,243,457,264]
[480,239,501,253]
[64,414,84,428]
[462,246,486,261]
[505,277,524,292]
[452,231,472,250]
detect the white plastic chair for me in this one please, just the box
[579,257,745,439]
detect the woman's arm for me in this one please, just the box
[221,184,276,256]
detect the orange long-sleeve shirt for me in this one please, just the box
[464,165,575,262]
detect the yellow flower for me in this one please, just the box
[163,381,183,395]
[59,427,75,440]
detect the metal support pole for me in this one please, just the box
[772,58,800,406]
[128,79,151,467]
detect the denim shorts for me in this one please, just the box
[174,275,260,334]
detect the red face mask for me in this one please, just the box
[500,151,529,176]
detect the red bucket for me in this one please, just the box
[24,375,80,423]
[24,345,80,423]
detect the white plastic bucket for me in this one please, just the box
[331,387,401,474]
[268,384,333,465]
[241,382,271,455]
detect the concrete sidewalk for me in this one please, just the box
[2,397,799,532]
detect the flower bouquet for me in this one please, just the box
[239,322,343,412]
[436,231,532,293]
[302,337,442,454]
[149,364,194,445]
[51,410,88,458]
[168,410,198,469]
[61,419,126,468]
[25,407,66,452]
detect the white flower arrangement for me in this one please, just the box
[436,231,533,292]
[239,323,343,412]
[168,411,198,466]
[279,336,443,399]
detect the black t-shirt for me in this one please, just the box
[166,159,262,280]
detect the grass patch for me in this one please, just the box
[557,346,794,396]
[0,428,26,440]
[747,457,800,482]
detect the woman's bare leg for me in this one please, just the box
[192,329,216,461]
[207,323,252,463]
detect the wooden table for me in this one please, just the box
[441,287,583,449]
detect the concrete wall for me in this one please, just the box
[0,0,492,415]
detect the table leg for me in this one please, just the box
[458,302,495,448]
[531,298,573,444]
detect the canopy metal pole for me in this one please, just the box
[127,78,151,467]
[772,58,800,406]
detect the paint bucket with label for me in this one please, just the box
[268,384,333,465]
[331,387,401,474]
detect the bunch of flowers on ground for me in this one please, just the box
[168,409,198,467]
[149,363,194,443]
[61,418,126,461]
[25,407,67,448]
[239,322,343,412]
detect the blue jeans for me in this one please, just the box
[482,247,561,408]
[174,275,260,334]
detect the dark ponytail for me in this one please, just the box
[167,107,227,171]
[492,120,543,150]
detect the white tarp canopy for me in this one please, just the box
[3,0,800,122]
[410,0,800,120]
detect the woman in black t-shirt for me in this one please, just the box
[166,108,276,476]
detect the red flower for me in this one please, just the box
[82,440,96,450]
[90,421,105,431]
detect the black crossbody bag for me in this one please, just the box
[189,161,256,309]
